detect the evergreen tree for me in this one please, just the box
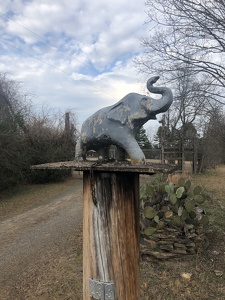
[136,126,152,149]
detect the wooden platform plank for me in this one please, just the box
[31,160,178,174]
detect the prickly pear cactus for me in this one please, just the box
[140,175,209,258]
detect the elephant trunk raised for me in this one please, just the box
[146,76,173,116]
[75,76,173,164]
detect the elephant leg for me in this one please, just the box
[75,140,81,160]
[115,146,126,161]
[98,146,110,160]
[75,139,86,161]
[119,137,146,164]
[108,145,126,161]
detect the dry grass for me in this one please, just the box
[11,231,83,300]
[193,166,225,202]
[140,165,225,300]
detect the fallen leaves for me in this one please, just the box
[214,270,223,277]
[180,272,192,280]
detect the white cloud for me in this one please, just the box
[0,0,159,130]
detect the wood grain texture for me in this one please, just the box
[83,171,140,300]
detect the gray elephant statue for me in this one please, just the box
[75,76,173,164]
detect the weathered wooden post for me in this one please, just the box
[83,168,139,299]
[64,161,174,300]
[76,162,176,300]
[31,160,176,300]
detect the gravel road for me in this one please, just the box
[0,179,83,300]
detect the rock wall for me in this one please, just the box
[141,226,209,260]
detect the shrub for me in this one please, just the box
[28,169,72,184]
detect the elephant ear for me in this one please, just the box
[107,102,130,125]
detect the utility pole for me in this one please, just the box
[160,114,166,164]
[65,112,70,135]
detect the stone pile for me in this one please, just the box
[141,225,208,260]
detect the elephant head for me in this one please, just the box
[107,76,173,132]
[75,76,173,164]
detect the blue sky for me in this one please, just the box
[0,0,160,135]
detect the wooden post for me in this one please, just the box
[31,161,177,299]
[193,137,197,174]
[83,171,140,300]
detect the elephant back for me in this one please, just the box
[107,93,146,125]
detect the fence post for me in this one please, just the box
[83,170,140,300]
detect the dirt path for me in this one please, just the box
[0,179,83,300]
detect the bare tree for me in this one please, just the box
[0,73,33,130]
[137,0,225,103]
[198,108,225,171]
[153,65,222,171]
[26,108,78,164]
[135,0,225,170]
[0,73,32,190]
